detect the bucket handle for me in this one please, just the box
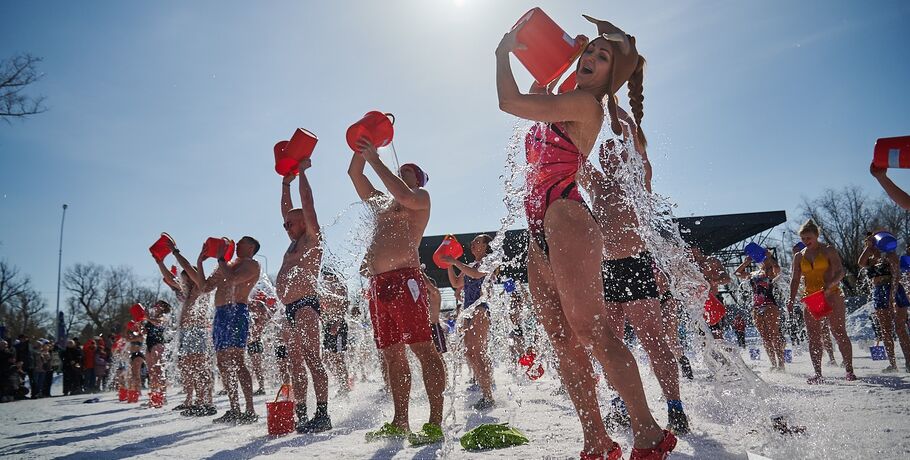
[274,384,291,403]
[385,113,395,125]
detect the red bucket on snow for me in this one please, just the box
[266,384,295,436]
[127,389,140,403]
[511,8,588,86]
[274,128,318,176]
[118,387,128,402]
[202,237,235,261]
[346,111,395,151]
[149,391,165,408]
[803,290,832,320]
[432,235,464,269]
[703,296,726,326]
[149,232,174,262]
[872,135,910,169]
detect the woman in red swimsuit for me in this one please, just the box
[496,14,674,460]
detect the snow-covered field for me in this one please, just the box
[1,336,909,460]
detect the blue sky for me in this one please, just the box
[1,0,909,307]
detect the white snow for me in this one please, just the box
[2,339,909,460]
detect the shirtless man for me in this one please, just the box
[320,268,352,396]
[348,138,446,445]
[579,107,689,434]
[159,244,216,416]
[276,158,332,433]
[197,236,261,424]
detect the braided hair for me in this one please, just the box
[626,55,647,149]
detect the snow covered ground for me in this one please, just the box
[1,339,909,460]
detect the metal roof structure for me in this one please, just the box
[419,210,787,288]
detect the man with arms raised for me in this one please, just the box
[276,158,332,433]
[197,236,261,424]
[348,138,446,446]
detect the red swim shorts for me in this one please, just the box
[368,267,432,349]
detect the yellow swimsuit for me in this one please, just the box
[800,251,837,295]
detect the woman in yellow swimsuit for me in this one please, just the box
[787,220,856,383]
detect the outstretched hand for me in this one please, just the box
[298,158,312,173]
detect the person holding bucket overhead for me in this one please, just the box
[276,156,334,433]
[858,230,910,372]
[196,236,262,424]
[787,219,855,384]
[497,11,675,459]
[348,124,446,446]
[443,234,496,411]
[735,247,787,371]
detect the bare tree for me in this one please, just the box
[0,260,29,321]
[63,263,162,335]
[3,286,51,337]
[0,53,47,122]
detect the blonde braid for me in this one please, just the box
[627,56,647,149]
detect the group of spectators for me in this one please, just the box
[1,334,116,403]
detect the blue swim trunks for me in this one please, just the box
[873,284,910,310]
[213,303,250,351]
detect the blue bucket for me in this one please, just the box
[792,242,806,253]
[900,255,910,273]
[503,278,516,293]
[784,349,792,363]
[749,348,761,360]
[744,243,766,263]
[446,318,456,334]
[874,232,898,253]
[870,345,887,361]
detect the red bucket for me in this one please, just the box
[432,235,464,269]
[872,135,910,169]
[803,290,832,320]
[127,389,140,403]
[118,387,128,402]
[274,128,318,176]
[149,391,165,408]
[266,385,295,436]
[202,237,235,261]
[511,8,588,85]
[703,296,726,326]
[346,111,395,151]
[130,304,146,322]
[149,232,174,262]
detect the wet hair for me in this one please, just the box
[476,234,494,254]
[154,300,172,314]
[798,219,819,236]
[241,236,261,255]
[627,56,647,149]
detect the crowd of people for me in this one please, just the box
[4,10,910,460]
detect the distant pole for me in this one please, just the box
[55,204,68,339]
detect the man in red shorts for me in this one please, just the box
[348,138,446,446]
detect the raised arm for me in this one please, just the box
[155,257,180,291]
[446,257,487,280]
[734,257,753,280]
[281,174,295,221]
[359,139,429,211]
[348,148,382,202]
[297,159,321,239]
[495,29,599,123]
[871,164,910,210]
[166,245,201,290]
[446,264,465,290]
